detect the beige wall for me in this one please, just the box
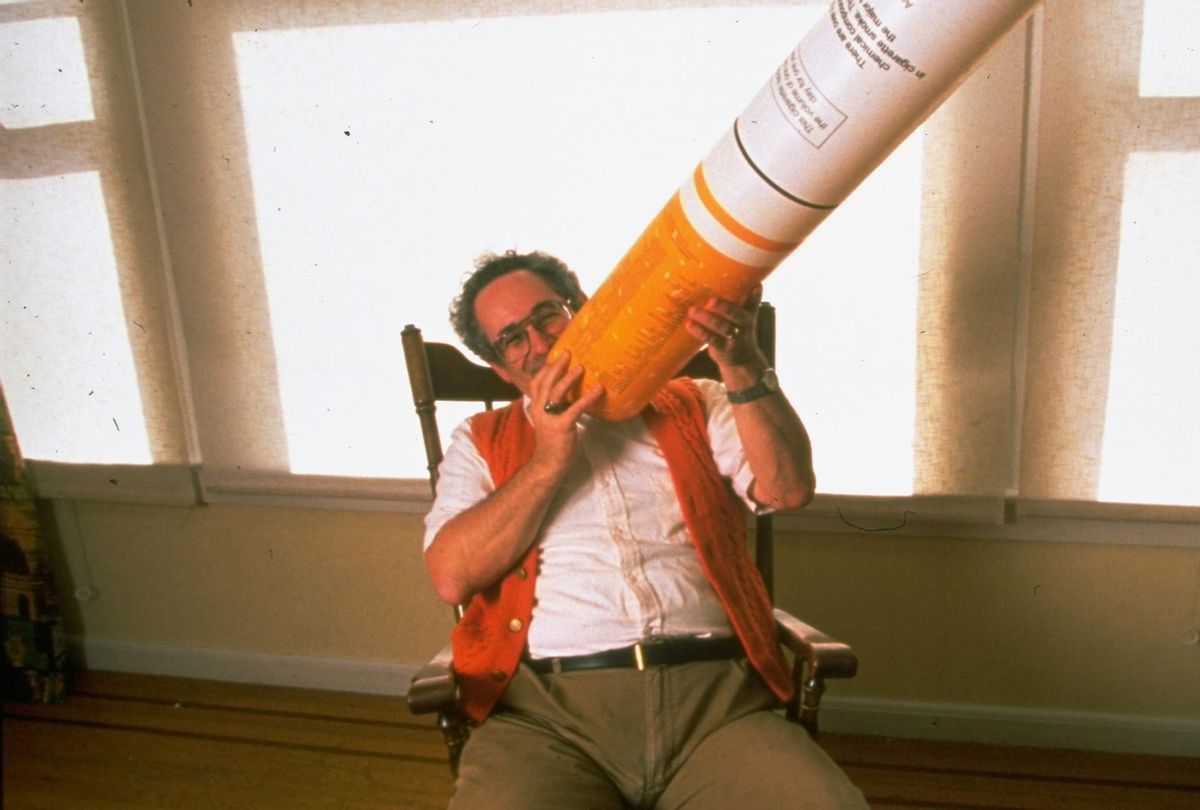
[773,529,1200,719]
[48,501,452,668]
[46,499,1199,737]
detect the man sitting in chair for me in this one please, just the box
[424,250,865,808]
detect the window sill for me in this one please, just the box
[27,463,1197,547]
[775,494,1199,548]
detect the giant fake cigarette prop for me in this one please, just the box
[548,0,1040,420]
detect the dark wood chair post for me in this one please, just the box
[754,302,777,602]
[402,325,444,494]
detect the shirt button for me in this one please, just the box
[508,618,523,632]
[490,669,507,682]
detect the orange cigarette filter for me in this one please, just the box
[550,0,1040,420]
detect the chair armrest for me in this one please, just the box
[774,608,858,680]
[406,643,459,715]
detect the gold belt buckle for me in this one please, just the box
[633,642,646,672]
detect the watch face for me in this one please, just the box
[762,368,779,392]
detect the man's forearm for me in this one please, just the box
[424,459,562,605]
[717,351,816,510]
[732,392,815,510]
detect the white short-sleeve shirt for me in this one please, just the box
[423,379,762,658]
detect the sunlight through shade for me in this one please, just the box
[233,5,921,491]
[1098,151,1200,505]
[0,16,95,128]
[1,173,152,464]
[1138,0,1200,98]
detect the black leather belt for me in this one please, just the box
[526,636,744,675]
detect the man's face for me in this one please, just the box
[474,269,578,395]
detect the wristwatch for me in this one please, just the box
[726,367,780,404]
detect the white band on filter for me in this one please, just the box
[698,127,834,249]
[677,167,796,270]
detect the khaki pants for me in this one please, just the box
[449,659,867,809]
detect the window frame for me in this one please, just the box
[5,1,1197,543]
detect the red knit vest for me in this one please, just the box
[450,378,793,724]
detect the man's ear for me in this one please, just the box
[573,292,589,311]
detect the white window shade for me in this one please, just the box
[1099,151,1199,506]
[2,0,1197,525]
[1,1,192,503]
[1021,0,1200,514]
[123,0,1010,512]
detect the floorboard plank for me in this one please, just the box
[846,763,1200,810]
[5,671,1198,810]
[823,734,1200,791]
[6,694,443,763]
[4,718,453,810]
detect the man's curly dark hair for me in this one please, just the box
[450,250,585,363]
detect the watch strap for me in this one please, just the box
[726,368,779,404]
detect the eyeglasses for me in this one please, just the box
[491,300,574,364]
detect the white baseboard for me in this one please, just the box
[70,637,1199,758]
[71,636,418,697]
[820,695,1200,758]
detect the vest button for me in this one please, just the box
[516,567,528,580]
[508,618,523,632]
[490,669,506,682]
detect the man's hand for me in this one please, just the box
[685,285,768,388]
[528,352,603,477]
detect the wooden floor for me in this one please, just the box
[3,671,1197,809]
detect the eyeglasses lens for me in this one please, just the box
[496,303,571,363]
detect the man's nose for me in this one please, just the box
[526,323,555,356]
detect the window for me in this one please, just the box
[2,0,1196,525]
[1,2,193,503]
[1019,0,1200,516]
